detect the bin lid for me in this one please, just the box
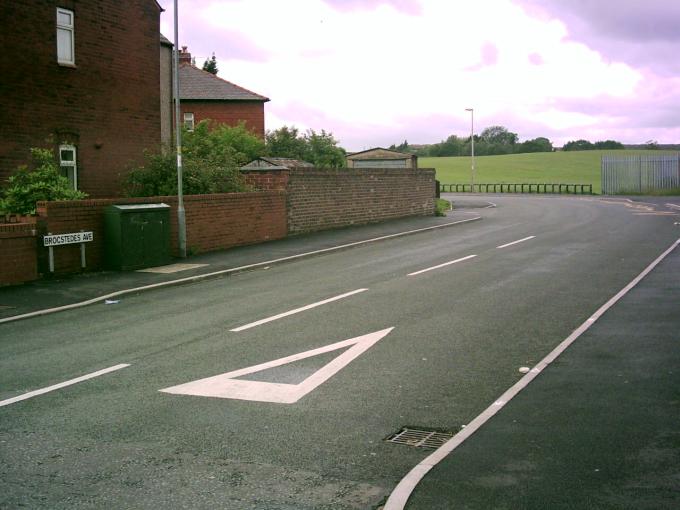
[108,203,170,211]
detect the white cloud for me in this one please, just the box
[160,0,665,149]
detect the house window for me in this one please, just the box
[59,145,77,190]
[183,112,195,131]
[56,7,75,65]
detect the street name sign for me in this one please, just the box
[43,231,93,247]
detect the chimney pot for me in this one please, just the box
[179,46,192,65]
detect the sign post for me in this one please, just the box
[43,231,94,272]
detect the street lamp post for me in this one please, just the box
[465,108,475,193]
[173,0,187,258]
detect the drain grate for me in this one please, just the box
[385,427,454,450]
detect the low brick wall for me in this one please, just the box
[243,167,436,234]
[241,168,289,191]
[36,191,286,274]
[288,167,435,233]
[0,223,38,286]
[1,167,435,284]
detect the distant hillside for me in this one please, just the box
[623,144,680,151]
[420,149,675,194]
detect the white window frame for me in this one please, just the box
[183,112,195,131]
[59,145,78,190]
[56,7,75,65]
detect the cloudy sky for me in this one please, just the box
[158,0,680,150]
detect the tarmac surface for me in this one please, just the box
[0,212,478,322]
[403,237,680,509]
[1,194,679,509]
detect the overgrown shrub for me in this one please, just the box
[123,121,263,197]
[0,148,87,215]
[266,125,346,168]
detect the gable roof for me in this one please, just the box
[242,157,313,170]
[179,64,269,102]
[346,147,414,160]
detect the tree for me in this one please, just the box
[519,137,553,153]
[422,135,464,157]
[480,125,518,155]
[390,140,409,152]
[265,126,346,168]
[594,140,624,150]
[122,120,264,197]
[265,126,308,160]
[0,148,87,215]
[304,129,346,168]
[190,120,265,165]
[202,53,218,74]
[563,139,595,151]
[645,139,659,150]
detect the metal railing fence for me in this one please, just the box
[439,183,592,194]
[602,154,680,194]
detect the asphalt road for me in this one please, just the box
[1,195,678,509]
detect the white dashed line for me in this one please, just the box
[230,289,368,332]
[496,235,536,249]
[0,364,130,408]
[407,255,477,277]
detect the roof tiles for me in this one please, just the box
[179,64,269,102]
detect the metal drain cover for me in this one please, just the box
[386,427,454,449]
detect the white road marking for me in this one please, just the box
[665,203,680,210]
[407,255,477,276]
[160,328,394,404]
[0,364,130,408]
[496,235,536,249]
[230,288,368,332]
[384,237,680,510]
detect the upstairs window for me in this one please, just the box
[59,145,78,190]
[184,112,195,131]
[56,8,75,65]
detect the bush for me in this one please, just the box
[266,125,346,168]
[0,148,87,215]
[123,121,263,197]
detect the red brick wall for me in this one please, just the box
[36,191,286,275]
[287,168,435,233]
[240,168,436,234]
[181,101,266,138]
[241,169,290,191]
[0,0,162,198]
[0,223,38,286]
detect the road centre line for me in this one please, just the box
[407,255,477,276]
[0,217,481,325]
[230,288,368,332]
[0,363,130,408]
[496,235,536,249]
[385,236,680,510]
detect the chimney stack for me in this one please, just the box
[179,46,192,65]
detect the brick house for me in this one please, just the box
[177,47,269,138]
[0,0,163,198]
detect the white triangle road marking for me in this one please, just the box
[159,328,394,404]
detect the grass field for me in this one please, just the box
[420,150,674,194]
